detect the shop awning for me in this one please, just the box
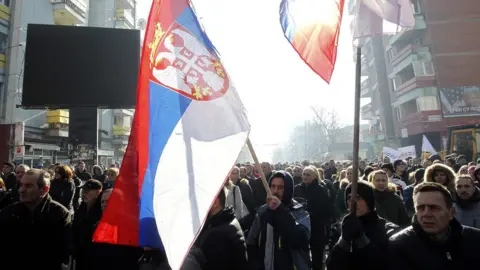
[25,142,61,151]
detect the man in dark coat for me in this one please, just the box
[294,169,332,270]
[0,169,72,270]
[2,161,17,191]
[75,161,93,181]
[389,182,480,270]
[247,171,311,270]
[72,180,104,270]
[250,162,272,208]
[327,181,399,270]
[192,187,248,270]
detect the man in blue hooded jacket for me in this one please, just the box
[246,171,311,270]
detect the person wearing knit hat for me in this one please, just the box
[326,180,400,269]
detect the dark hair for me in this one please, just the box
[413,182,453,209]
[446,158,455,165]
[217,187,226,207]
[55,165,73,180]
[414,168,425,185]
[380,163,394,172]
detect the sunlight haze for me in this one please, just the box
[136,0,358,161]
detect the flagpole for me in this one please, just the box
[350,46,362,215]
[246,138,273,197]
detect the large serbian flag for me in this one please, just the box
[93,0,250,269]
[280,0,345,83]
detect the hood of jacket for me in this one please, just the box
[92,165,104,176]
[425,163,456,190]
[268,170,294,205]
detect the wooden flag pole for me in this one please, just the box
[246,138,273,197]
[350,46,362,215]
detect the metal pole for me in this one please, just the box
[350,46,362,215]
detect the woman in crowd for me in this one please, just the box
[50,165,76,214]
[224,176,245,220]
[103,167,119,190]
[424,163,456,201]
[92,165,106,183]
[368,170,409,227]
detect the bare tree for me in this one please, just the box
[311,107,345,147]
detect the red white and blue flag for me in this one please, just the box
[93,0,250,269]
[280,0,345,83]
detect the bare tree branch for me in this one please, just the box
[311,106,345,147]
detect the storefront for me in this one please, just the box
[13,142,60,168]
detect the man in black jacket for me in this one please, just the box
[294,166,332,270]
[2,161,17,191]
[247,171,311,270]
[73,179,103,270]
[192,186,248,270]
[75,161,92,181]
[327,180,399,270]
[0,169,72,270]
[389,182,480,270]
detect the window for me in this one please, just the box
[0,0,10,7]
[417,96,439,111]
[388,47,398,61]
[413,60,435,76]
[412,0,422,14]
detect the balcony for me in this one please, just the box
[361,78,372,97]
[46,109,69,124]
[113,125,131,136]
[51,0,87,25]
[46,127,69,138]
[113,109,134,117]
[113,135,129,145]
[390,45,430,67]
[0,53,5,75]
[0,4,10,23]
[388,14,426,48]
[115,9,134,29]
[389,51,433,78]
[116,0,135,10]
[395,110,445,136]
[361,103,373,120]
[395,75,436,95]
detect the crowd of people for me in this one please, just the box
[1,154,480,269]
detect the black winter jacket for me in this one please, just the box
[0,195,72,270]
[195,205,248,270]
[294,180,332,246]
[49,178,76,213]
[327,211,399,270]
[389,217,480,270]
[73,195,103,256]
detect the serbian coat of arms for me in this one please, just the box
[148,22,229,101]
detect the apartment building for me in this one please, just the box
[348,0,399,158]
[352,0,480,156]
[387,0,480,152]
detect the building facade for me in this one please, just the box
[0,0,138,167]
[387,0,480,152]
[348,0,400,158]
[352,0,480,157]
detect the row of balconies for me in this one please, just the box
[51,0,135,27]
[45,109,132,144]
